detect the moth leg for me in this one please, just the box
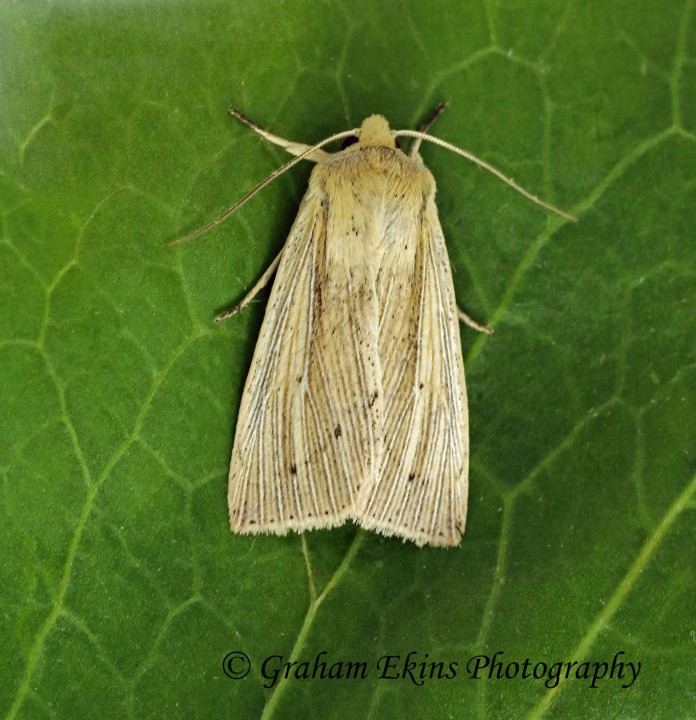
[410,101,448,157]
[457,306,494,335]
[229,108,332,162]
[215,247,283,322]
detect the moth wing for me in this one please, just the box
[228,191,380,534]
[356,200,469,547]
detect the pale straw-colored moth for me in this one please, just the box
[174,104,575,547]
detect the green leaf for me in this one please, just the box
[1,1,694,718]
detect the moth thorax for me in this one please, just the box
[358,115,396,148]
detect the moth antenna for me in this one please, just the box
[395,130,577,222]
[170,128,359,246]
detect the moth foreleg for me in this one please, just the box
[409,101,448,157]
[229,107,331,163]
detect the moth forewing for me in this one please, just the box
[353,183,469,547]
[227,190,380,533]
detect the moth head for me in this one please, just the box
[356,115,396,149]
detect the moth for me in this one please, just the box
[175,105,574,547]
